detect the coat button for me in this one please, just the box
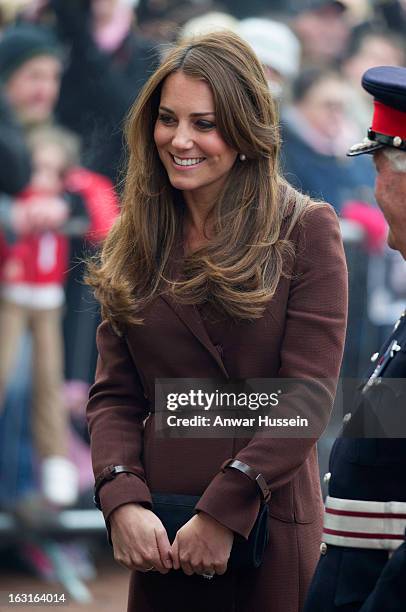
[323,472,331,484]
[320,542,327,555]
[343,413,352,424]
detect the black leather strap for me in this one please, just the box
[368,128,406,150]
[93,465,143,510]
[221,459,271,502]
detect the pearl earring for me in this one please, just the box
[239,153,246,161]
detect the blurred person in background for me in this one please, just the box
[281,67,375,214]
[289,0,350,67]
[0,23,62,127]
[0,24,71,263]
[0,125,89,506]
[0,23,66,518]
[237,18,301,102]
[341,26,405,137]
[0,1,32,199]
[0,22,118,510]
[0,21,119,381]
[33,0,161,186]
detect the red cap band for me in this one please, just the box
[372,100,406,140]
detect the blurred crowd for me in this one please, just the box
[0,0,405,597]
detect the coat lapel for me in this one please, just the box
[160,293,229,379]
[159,238,229,379]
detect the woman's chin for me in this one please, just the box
[168,175,199,191]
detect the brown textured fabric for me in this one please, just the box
[87,203,348,612]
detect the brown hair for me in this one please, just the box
[86,30,313,328]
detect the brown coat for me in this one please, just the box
[87,203,348,612]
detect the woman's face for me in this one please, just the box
[154,71,238,203]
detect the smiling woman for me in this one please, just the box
[85,30,348,612]
[86,30,303,325]
[154,73,238,200]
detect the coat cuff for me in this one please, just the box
[99,472,153,543]
[195,467,261,539]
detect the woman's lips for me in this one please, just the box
[170,153,206,170]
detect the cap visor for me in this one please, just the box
[347,141,384,157]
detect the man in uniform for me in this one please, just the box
[304,65,406,611]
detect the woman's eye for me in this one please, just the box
[196,120,215,130]
[158,114,175,125]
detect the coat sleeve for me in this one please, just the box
[87,320,153,527]
[195,204,348,538]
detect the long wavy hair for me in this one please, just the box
[86,30,313,329]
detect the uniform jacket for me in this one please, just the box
[304,310,406,612]
[360,538,406,612]
[87,203,348,612]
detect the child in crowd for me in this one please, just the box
[0,125,89,506]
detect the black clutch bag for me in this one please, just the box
[94,459,270,570]
[152,492,269,570]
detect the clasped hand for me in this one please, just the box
[11,196,69,235]
[110,503,234,576]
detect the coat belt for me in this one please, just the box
[323,495,406,550]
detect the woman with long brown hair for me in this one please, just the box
[86,30,347,612]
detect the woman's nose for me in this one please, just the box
[171,125,194,149]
